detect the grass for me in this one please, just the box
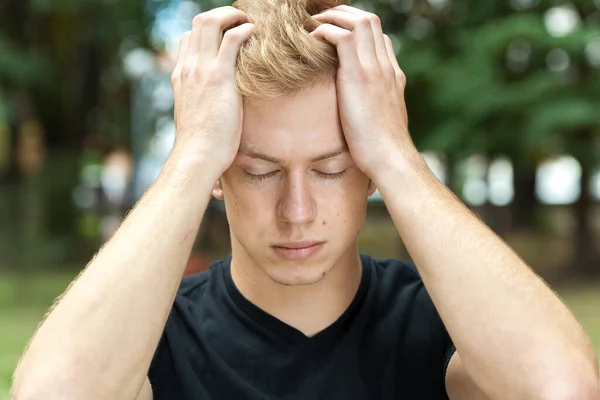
[0,308,47,398]
[0,258,599,399]
[0,271,74,399]
[559,284,600,356]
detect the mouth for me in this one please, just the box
[271,242,325,261]
[272,241,324,249]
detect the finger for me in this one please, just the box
[383,35,406,87]
[310,23,361,71]
[172,31,191,86]
[199,7,249,59]
[217,22,255,66]
[328,5,388,65]
[312,10,377,68]
[187,13,205,68]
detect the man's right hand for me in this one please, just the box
[10,8,255,400]
[170,6,254,178]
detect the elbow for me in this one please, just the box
[11,367,83,400]
[10,371,33,400]
[549,382,599,400]
[540,373,600,400]
[537,346,600,400]
[11,377,65,400]
[11,381,44,400]
[574,378,600,400]
[12,365,143,400]
[11,384,42,400]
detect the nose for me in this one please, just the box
[277,171,317,225]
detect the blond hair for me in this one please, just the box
[232,0,348,100]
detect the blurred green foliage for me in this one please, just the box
[0,0,599,274]
[0,4,599,394]
[376,0,600,273]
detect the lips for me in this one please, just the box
[272,241,323,249]
[271,241,325,261]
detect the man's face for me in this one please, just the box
[214,82,376,286]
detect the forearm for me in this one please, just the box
[12,150,218,400]
[375,152,599,399]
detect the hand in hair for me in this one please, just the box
[170,7,254,179]
[311,6,413,180]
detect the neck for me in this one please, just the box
[230,245,363,337]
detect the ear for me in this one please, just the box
[212,179,224,200]
[367,179,377,197]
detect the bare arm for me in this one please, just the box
[376,153,599,400]
[11,151,216,400]
[309,5,598,398]
[11,8,254,400]
[308,5,597,399]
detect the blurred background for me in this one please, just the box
[1,0,600,396]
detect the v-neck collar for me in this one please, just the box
[221,254,373,351]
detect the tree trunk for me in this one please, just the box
[0,0,31,184]
[511,164,537,232]
[74,36,102,148]
[572,166,599,276]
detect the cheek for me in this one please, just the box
[227,186,275,224]
[320,189,367,227]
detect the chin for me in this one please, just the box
[265,262,332,287]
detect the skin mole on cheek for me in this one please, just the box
[322,220,327,226]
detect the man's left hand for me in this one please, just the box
[311,6,414,179]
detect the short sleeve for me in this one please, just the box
[397,261,456,399]
[416,285,456,399]
[442,343,457,386]
[148,329,181,399]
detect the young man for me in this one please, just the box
[12,0,599,399]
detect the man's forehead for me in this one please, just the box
[237,139,349,164]
[239,84,345,162]
[242,84,340,130]
[240,116,345,154]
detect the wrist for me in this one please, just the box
[372,149,438,199]
[149,147,223,205]
[166,140,224,182]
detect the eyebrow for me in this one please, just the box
[237,143,349,163]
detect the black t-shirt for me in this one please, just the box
[148,254,456,399]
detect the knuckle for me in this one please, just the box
[358,16,371,29]
[192,14,204,27]
[170,72,180,86]
[223,28,243,43]
[397,71,407,86]
[339,30,353,43]
[368,13,381,26]
[202,14,217,27]
[180,66,193,79]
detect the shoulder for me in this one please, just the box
[362,253,448,336]
[362,254,424,299]
[362,254,455,393]
[363,254,421,280]
[173,257,229,306]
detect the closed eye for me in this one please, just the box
[243,169,349,182]
[244,170,280,181]
[314,170,348,180]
